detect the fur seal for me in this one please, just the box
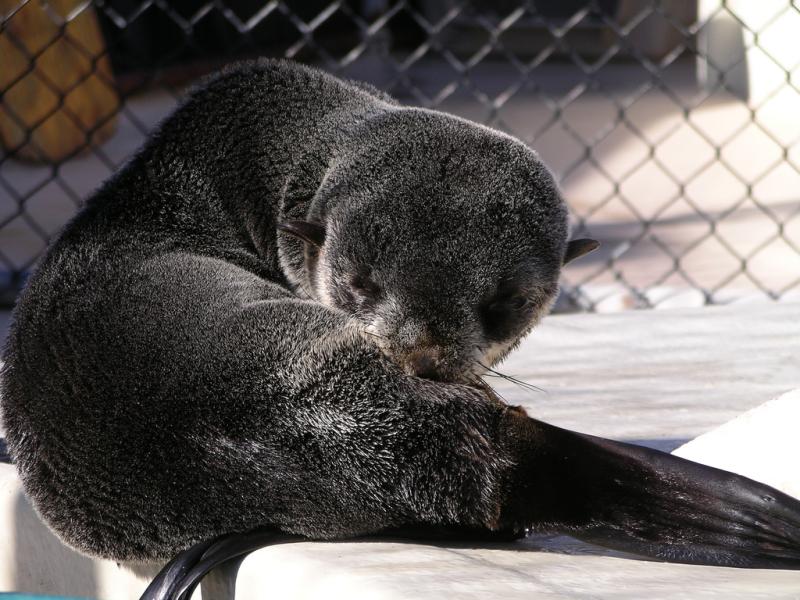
[1,60,799,573]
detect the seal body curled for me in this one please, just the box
[0,59,575,559]
[4,60,800,570]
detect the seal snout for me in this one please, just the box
[407,349,440,380]
[401,346,449,380]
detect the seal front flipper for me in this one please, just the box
[498,408,800,569]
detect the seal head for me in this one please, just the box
[279,109,596,382]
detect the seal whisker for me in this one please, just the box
[475,360,545,395]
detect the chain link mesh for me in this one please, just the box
[1,0,798,310]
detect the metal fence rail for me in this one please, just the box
[1,0,799,310]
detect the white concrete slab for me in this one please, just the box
[674,388,800,500]
[1,301,799,598]
[231,537,800,600]
[491,300,800,441]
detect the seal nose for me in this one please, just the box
[410,354,437,379]
[407,349,443,380]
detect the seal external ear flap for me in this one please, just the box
[278,220,326,247]
[563,238,599,265]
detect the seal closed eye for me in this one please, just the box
[1,59,799,578]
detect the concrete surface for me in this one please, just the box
[490,300,800,440]
[675,388,800,500]
[0,301,798,598]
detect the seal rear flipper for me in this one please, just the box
[139,529,297,600]
[498,409,800,569]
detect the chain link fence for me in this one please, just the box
[1,0,799,311]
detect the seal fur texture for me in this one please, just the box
[0,59,566,560]
[5,60,800,570]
